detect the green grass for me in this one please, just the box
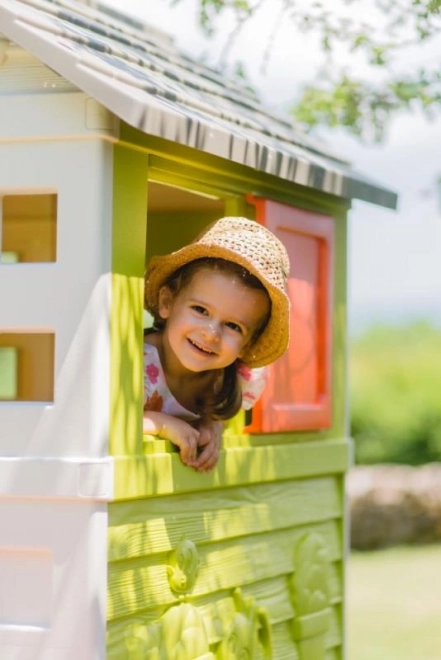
[347,545,441,660]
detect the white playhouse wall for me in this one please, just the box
[0,50,116,659]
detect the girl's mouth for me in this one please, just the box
[188,338,215,355]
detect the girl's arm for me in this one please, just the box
[190,365,267,472]
[143,411,200,467]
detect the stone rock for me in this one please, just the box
[347,464,441,550]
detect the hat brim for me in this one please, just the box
[145,243,290,368]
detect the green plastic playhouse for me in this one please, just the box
[0,1,397,658]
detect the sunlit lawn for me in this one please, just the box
[347,545,441,660]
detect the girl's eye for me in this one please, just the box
[192,305,207,315]
[226,321,242,333]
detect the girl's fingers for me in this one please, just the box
[180,431,200,466]
[194,442,219,472]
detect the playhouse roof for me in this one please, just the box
[0,0,397,209]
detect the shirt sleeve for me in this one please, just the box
[237,363,269,411]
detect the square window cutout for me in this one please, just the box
[0,333,55,402]
[1,193,57,263]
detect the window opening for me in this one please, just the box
[0,332,55,402]
[0,193,57,263]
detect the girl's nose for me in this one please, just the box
[203,321,220,341]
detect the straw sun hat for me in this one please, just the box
[145,217,290,367]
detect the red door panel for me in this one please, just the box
[246,198,334,432]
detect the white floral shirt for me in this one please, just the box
[143,343,267,420]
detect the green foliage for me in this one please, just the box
[171,0,252,36]
[350,321,441,464]
[293,76,368,137]
[293,70,441,142]
[171,0,441,141]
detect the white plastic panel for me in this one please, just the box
[0,136,114,457]
[0,56,119,660]
[0,88,117,140]
[0,457,113,500]
[0,500,107,660]
[0,547,52,627]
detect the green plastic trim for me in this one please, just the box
[293,609,332,640]
[110,145,149,457]
[120,125,352,214]
[112,438,350,500]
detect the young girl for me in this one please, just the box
[143,216,290,472]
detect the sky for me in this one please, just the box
[102,0,441,334]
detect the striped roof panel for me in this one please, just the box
[0,0,397,208]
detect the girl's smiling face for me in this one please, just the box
[158,268,270,375]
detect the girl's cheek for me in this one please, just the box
[226,334,245,353]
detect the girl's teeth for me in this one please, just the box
[192,340,212,354]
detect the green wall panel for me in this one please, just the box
[112,438,349,500]
[107,520,342,618]
[107,133,350,660]
[109,475,342,559]
[110,146,148,457]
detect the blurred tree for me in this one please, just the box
[172,0,441,142]
[350,322,441,465]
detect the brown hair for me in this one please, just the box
[152,257,271,420]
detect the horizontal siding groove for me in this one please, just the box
[106,562,342,629]
[108,512,341,563]
[107,548,342,614]
[107,520,342,620]
[112,437,350,500]
[107,602,342,659]
[109,476,342,558]
[270,604,341,657]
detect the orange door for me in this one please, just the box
[246,198,334,433]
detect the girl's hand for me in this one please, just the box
[193,419,224,472]
[143,411,200,467]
